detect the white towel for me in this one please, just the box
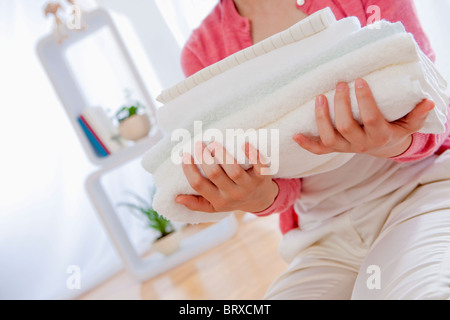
[142,8,449,224]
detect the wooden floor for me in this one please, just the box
[79,212,288,300]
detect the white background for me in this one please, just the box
[0,0,448,299]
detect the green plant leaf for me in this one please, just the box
[117,188,174,237]
[117,202,146,212]
[123,190,151,208]
[129,106,137,116]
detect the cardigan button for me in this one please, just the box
[297,0,305,6]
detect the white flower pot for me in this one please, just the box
[152,231,181,256]
[118,114,151,141]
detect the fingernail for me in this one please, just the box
[207,141,217,151]
[182,152,191,164]
[355,78,366,89]
[175,196,184,204]
[242,142,253,153]
[293,134,303,144]
[336,82,348,92]
[425,101,435,112]
[316,95,325,107]
[194,141,204,155]
[246,145,258,164]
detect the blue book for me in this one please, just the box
[77,117,109,158]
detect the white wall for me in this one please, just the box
[414,0,450,88]
[95,0,185,90]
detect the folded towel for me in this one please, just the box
[142,8,449,224]
[148,11,447,173]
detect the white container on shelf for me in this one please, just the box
[118,113,152,142]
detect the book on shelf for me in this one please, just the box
[78,106,125,158]
[77,116,109,157]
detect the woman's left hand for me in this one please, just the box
[293,78,436,158]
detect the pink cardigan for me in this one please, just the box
[181,0,450,234]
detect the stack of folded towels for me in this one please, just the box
[142,8,449,224]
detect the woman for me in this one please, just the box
[175,0,450,299]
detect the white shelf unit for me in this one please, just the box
[37,8,160,166]
[37,8,237,282]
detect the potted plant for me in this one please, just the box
[118,188,181,256]
[115,94,151,141]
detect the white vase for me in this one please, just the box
[118,114,151,141]
[152,231,181,256]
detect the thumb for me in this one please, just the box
[399,99,435,133]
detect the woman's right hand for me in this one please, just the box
[175,141,279,214]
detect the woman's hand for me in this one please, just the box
[293,78,436,158]
[175,142,279,213]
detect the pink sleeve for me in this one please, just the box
[180,45,206,78]
[364,0,450,162]
[251,178,302,234]
[391,106,450,162]
[252,178,301,217]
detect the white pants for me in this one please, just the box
[264,151,450,300]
